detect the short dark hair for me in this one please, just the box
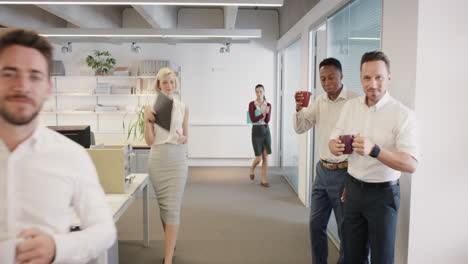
[0,28,53,77]
[319,58,342,73]
[360,51,390,72]
[255,84,264,89]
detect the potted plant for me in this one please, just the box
[86,50,116,75]
[126,105,146,142]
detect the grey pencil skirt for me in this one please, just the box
[148,143,188,225]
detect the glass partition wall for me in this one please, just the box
[279,39,302,191]
[327,0,382,94]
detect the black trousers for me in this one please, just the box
[343,174,400,264]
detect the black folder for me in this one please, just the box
[152,92,173,131]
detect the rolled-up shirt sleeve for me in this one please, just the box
[395,110,421,161]
[52,152,116,264]
[293,99,318,134]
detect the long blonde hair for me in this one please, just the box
[154,67,180,92]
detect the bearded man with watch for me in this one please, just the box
[328,51,420,264]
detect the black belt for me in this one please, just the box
[349,175,399,188]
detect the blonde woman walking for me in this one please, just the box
[144,67,189,264]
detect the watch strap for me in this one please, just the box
[370,144,381,158]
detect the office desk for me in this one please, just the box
[77,173,150,264]
[108,173,150,247]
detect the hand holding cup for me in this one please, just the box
[352,134,375,156]
[295,91,312,112]
[16,228,56,264]
[295,92,304,112]
[329,138,345,156]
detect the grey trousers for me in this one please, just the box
[309,161,346,264]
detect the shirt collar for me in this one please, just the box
[0,124,42,154]
[29,125,43,151]
[254,99,267,107]
[362,91,391,111]
[325,86,348,102]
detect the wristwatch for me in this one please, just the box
[370,144,381,158]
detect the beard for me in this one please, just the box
[0,96,42,126]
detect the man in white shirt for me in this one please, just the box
[0,28,116,263]
[329,51,420,264]
[294,58,358,264]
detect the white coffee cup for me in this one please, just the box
[0,237,23,264]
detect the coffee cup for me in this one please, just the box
[0,237,23,264]
[339,135,354,154]
[298,91,312,107]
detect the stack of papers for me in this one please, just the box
[95,83,112,94]
[112,85,131,94]
[113,66,130,76]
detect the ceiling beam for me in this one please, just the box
[36,5,122,28]
[0,0,283,7]
[223,6,238,29]
[132,5,177,29]
[13,28,262,42]
[0,5,68,28]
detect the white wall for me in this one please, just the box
[279,0,319,36]
[383,0,468,262]
[177,9,278,166]
[381,0,419,262]
[47,9,278,167]
[408,0,468,262]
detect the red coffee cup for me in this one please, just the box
[296,91,312,107]
[339,135,354,154]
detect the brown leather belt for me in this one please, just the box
[320,159,348,170]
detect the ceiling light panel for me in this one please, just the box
[0,0,283,6]
[31,28,262,39]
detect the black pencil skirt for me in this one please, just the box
[251,125,272,156]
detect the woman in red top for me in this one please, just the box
[248,84,272,187]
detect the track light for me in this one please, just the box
[61,42,72,53]
[219,42,231,53]
[131,42,141,53]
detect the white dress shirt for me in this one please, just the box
[330,92,420,182]
[153,97,186,146]
[0,126,116,264]
[294,89,358,163]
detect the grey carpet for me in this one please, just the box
[117,167,339,264]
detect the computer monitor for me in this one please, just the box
[48,125,92,148]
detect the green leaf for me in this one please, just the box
[86,50,116,74]
[126,105,147,141]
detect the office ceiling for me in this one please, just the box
[0,0,282,42]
